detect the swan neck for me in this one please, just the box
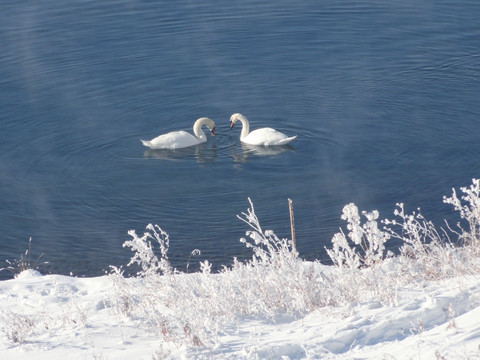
[238,116,250,139]
[193,118,207,141]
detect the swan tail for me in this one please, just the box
[277,135,297,146]
[141,139,152,148]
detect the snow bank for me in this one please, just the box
[1,271,480,359]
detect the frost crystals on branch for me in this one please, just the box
[237,197,298,264]
[327,203,390,269]
[443,178,480,248]
[123,223,172,276]
[383,203,446,263]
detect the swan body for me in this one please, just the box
[229,113,296,146]
[141,117,215,150]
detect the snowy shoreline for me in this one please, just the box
[2,181,480,359]
[1,268,480,359]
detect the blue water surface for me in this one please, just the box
[1,1,479,279]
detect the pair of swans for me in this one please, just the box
[141,113,297,150]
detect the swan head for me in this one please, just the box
[229,113,245,129]
[198,117,216,136]
[206,119,216,136]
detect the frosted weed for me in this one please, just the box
[0,237,48,278]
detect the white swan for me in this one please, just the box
[229,113,297,146]
[141,117,216,150]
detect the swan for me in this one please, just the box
[141,117,216,150]
[229,113,297,146]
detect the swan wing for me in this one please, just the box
[242,128,296,146]
[272,135,297,146]
[142,130,203,149]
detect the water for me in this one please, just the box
[1,1,479,279]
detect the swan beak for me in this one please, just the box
[210,127,216,136]
[230,120,234,129]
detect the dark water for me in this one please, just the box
[1,1,479,279]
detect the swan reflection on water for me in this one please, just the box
[143,142,217,163]
[143,141,294,163]
[232,143,296,163]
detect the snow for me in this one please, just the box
[1,269,480,359]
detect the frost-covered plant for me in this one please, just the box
[326,203,390,269]
[123,224,172,276]
[382,178,480,281]
[381,179,480,280]
[109,224,220,347]
[232,198,322,314]
[381,203,456,280]
[237,198,298,266]
[0,311,35,344]
[443,178,480,248]
[0,237,47,278]
[322,204,399,305]
[1,290,89,347]
[384,203,446,255]
[186,249,201,273]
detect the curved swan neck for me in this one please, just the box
[192,117,210,141]
[234,114,250,139]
